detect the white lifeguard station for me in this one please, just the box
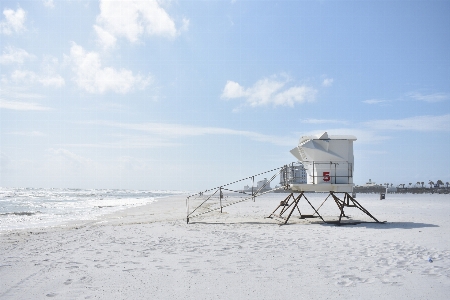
[289,132,355,192]
[269,132,381,225]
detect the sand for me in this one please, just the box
[1,193,449,299]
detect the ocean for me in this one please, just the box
[0,188,184,232]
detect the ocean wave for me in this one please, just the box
[0,188,184,231]
[0,211,41,216]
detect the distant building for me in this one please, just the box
[280,163,307,185]
[365,179,377,186]
[243,178,271,192]
[354,179,386,193]
[257,178,271,190]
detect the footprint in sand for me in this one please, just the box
[64,279,73,285]
[46,293,58,297]
[421,266,444,277]
[335,274,368,287]
[187,269,200,274]
[66,266,79,269]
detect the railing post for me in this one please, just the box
[252,176,255,202]
[313,162,315,184]
[186,196,190,224]
[335,162,337,184]
[220,187,223,213]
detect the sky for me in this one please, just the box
[0,0,449,191]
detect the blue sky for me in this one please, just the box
[0,0,449,191]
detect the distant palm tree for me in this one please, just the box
[429,180,434,188]
[409,183,412,188]
[416,181,420,188]
[421,182,424,188]
[446,182,449,188]
[436,180,444,187]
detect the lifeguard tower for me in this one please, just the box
[269,132,380,225]
[186,132,382,225]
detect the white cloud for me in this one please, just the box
[0,46,35,64]
[221,80,246,98]
[10,69,65,88]
[63,134,179,149]
[0,87,50,111]
[8,131,46,137]
[301,118,348,125]
[43,0,55,9]
[0,99,51,111]
[11,69,36,83]
[180,17,190,32]
[120,122,388,145]
[221,75,317,108]
[0,87,44,100]
[363,92,449,105]
[362,99,387,104]
[72,118,412,150]
[38,75,65,87]
[365,114,450,131]
[95,0,185,48]
[4,55,65,88]
[85,121,297,147]
[300,115,450,146]
[322,78,333,87]
[94,25,117,49]
[409,92,449,103]
[48,148,92,169]
[272,86,316,107]
[39,56,65,87]
[301,128,391,144]
[68,42,151,93]
[0,7,26,35]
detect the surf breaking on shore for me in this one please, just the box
[0,188,184,231]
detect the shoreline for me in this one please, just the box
[0,193,188,234]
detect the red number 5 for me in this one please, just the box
[323,172,330,182]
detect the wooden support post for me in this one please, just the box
[296,201,302,216]
[313,193,330,215]
[268,193,293,218]
[283,193,303,225]
[279,194,295,215]
[302,194,327,223]
[329,192,346,225]
[345,193,380,222]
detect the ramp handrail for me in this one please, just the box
[186,164,292,223]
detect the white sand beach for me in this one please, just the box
[1,193,449,299]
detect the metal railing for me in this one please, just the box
[186,164,290,223]
[309,161,353,184]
